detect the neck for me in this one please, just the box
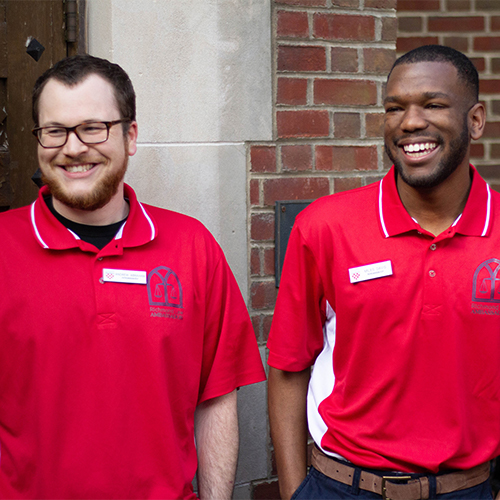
[396,165,472,236]
[52,186,129,226]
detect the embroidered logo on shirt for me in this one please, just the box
[349,260,393,284]
[471,258,500,315]
[147,266,184,320]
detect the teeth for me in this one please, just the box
[403,142,437,156]
[64,164,94,173]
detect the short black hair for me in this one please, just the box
[32,54,136,129]
[388,45,479,103]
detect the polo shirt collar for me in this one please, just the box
[378,165,492,238]
[30,184,157,251]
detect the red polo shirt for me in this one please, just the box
[268,166,500,473]
[0,184,265,499]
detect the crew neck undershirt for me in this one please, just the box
[44,196,128,250]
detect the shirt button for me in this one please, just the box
[429,270,436,278]
[98,257,103,261]
[430,244,437,251]
[99,278,105,284]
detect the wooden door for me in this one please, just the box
[0,0,84,211]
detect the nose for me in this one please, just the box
[61,129,89,156]
[400,105,427,133]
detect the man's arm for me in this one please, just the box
[268,366,311,500]
[194,389,238,500]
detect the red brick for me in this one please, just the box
[479,79,500,94]
[253,480,281,500]
[491,144,500,159]
[442,37,469,53]
[445,0,471,10]
[331,47,358,73]
[382,17,399,42]
[262,314,274,343]
[428,16,483,32]
[476,0,500,9]
[470,143,484,159]
[250,179,260,206]
[251,314,261,341]
[316,146,378,171]
[276,0,326,5]
[471,57,485,72]
[251,247,261,275]
[397,0,440,10]
[264,248,275,276]
[314,14,375,41]
[314,79,377,106]
[251,213,275,241]
[251,281,278,310]
[474,37,500,52]
[492,100,500,115]
[366,113,384,138]
[251,146,276,173]
[396,36,439,53]
[364,48,396,74]
[365,0,397,7]
[398,17,423,33]
[491,59,500,74]
[277,78,308,105]
[278,45,326,72]
[277,110,330,138]
[263,177,330,206]
[492,17,500,31]
[334,112,361,138]
[282,145,313,171]
[482,122,500,139]
[316,146,334,171]
[334,177,363,193]
[277,10,309,38]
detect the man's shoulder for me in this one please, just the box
[0,204,32,228]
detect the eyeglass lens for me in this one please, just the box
[38,122,109,148]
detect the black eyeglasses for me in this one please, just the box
[32,119,131,148]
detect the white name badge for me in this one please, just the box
[349,260,393,284]
[102,268,147,285]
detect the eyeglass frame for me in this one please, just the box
[32,119,132,149]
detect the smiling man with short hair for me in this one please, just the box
[268,45,499,500]
[0,54,265,499]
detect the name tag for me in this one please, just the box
[102,268,147,284]
[349,260,393,284]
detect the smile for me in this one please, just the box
[62,163,96,173]
[402,142,438,158]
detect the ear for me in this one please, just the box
[468,102,486,141]
[126,121,138,156]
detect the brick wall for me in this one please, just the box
[246,0,398,497]
[397,0,500,189]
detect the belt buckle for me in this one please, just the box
[381,475,412,500]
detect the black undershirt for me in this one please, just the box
[44,196,128,250]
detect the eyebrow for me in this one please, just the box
[383,91,450,105]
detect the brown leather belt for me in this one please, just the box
[311,446,490,500]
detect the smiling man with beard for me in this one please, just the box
[268,45,500,500]
[0,55,265,499]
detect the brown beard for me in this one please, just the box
[42,154,128,212]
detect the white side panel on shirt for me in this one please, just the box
[307,301,347,461]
